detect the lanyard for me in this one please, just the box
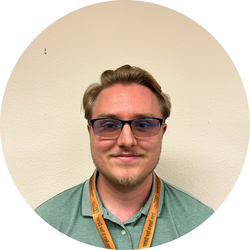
[89,172,161,249]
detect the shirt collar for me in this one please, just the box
[140,171,164,217]
[81,170,164,217]
[82,170,103,217]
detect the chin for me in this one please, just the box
[116,175,140,187]
[100,168,152,190]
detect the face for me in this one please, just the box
[88,83,167,188]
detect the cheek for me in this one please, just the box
[147,143,162,165]
[91,138,116,155]
[90,139,118,169]
[138,138,161,151]
[90,141,106,167]
[139,139,162,162]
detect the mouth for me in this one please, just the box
[107,151,145,162]
[113,154,141,161]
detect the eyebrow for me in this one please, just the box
[95,113,157,119]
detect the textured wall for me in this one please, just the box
[1,1,249,214]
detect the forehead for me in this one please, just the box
[92,83,162,119]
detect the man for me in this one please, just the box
[35,65,213,249]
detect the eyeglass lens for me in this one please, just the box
[92,118,161,138]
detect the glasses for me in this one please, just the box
[89,117,164,138]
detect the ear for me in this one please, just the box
[87,124,91,134]
[162,123,167,135]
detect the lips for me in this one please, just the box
[113,154,141,162]
[115,154,138,157]
[107,151,145,162]
[115,153,140,158]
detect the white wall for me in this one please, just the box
[1,1,249,213]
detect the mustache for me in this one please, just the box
[106,150,146,157]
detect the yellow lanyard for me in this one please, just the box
[89,172,161,249]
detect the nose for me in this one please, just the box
[117,123,137,147]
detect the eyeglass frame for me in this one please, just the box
[89,117,164,138]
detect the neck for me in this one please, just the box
[96,172,153,223]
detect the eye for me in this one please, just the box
[98,120,120,131]
[135,122,151,128]
[133,120,152,132]
[102,122,117,128]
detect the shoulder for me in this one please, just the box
[161,180,214,233]
[35,182,85,232]
[162,180,214,214]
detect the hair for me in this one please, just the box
[82,65,171,122]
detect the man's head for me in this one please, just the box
[82,65,171,189]
[83,65,171,123]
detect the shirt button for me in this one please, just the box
[121,230,126,235]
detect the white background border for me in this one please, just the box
[1,1,249,249]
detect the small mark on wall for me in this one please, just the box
[44,48,47,55]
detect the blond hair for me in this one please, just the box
[82,65,171,121]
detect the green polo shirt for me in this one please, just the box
[35,171,213,249]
